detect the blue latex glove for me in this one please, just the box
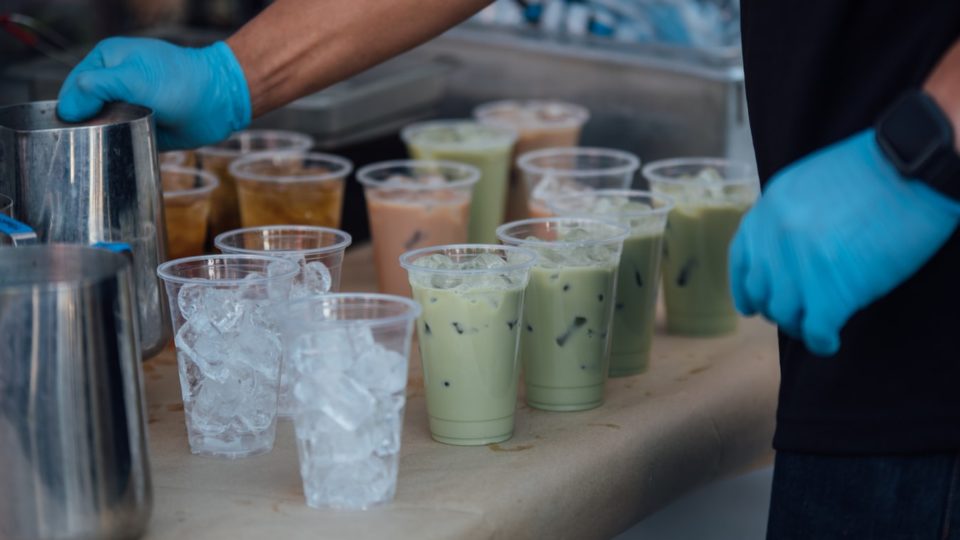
[729,129,960,356]
[57,37,251,151]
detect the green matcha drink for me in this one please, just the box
[497,218,629,411]
[402,121,517,244]
[400,244,537,446]
[548,191,674,377]
[644,159,758,336]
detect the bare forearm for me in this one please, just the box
[227,0,491,117]
[925,37,960,152]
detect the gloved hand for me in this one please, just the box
[729,129,960,356]
[57,37,251,151]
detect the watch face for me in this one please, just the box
[880,93,953,176]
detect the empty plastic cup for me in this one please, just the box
[643,158,758,336]
[157,254,299,458]
[215,225,353,417]
[357,160,481,297]
[281,293,420,510]
[497,218,629,411]
[548,190,674,376]
[517,147,639,219]
[400,244,538,445]
[229,151,352,229]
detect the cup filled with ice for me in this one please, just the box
[229,151,352,229]
[517,147,639,219]
[357,160,480,297]
[160,166,219,260]
[497,218,629,411]
[643,158,758,336]
[215,225,353,416]
[400,244,538,445]
[281,293,420,510]
[157,254,299,458]
[548,190,674,376]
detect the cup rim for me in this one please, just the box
[355,159,482,191]
[286,292,422,328]
[157,254,300,286]
[641,157,757,186]
[214,225,353,256]
[228,151,353,184]
[473,99,590,129]
[546,189,676,218]
[399,243,539,276]
[496,217,631,248]
[160,165,220,197]
[400,119,518,149]
[517,147,640,178]
[195,129,314,158]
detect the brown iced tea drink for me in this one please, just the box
[196,130,313,238]
[229,152,352,228]
[357,160,480,296]
[160,166,219,260]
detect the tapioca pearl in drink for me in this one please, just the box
[609,233,664,376]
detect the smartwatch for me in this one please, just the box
[875,90,960,201]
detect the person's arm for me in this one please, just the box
[230,0,490,117]
[56,0,491,150]
[729,37,960,356]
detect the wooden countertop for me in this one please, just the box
[142,244,779,540]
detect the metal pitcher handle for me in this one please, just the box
[0,214,39,246]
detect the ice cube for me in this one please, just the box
[348,346,408,396]
[177,284,205,320]
[295,371,377,431]
[299,261,333,296]
[530,174,561,203]
[200,287,245,332]
[430,274,463,289]
[175,318,232,382]
[232,323,283,379]
[466,252,507,270]
[417,253,457,270]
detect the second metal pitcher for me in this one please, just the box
[0,100,170,357]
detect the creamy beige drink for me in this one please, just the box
[474,100,589,221]
[358,160,480,297]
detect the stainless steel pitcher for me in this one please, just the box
[0,100,170,358]
[0,244,153,540]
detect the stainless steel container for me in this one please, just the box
[0,244,153,540]
[0,100,170,357]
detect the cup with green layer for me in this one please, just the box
[548,190,674,377]
[643,158,758,336]
[400,244,538,445]
[496,218,629,411]
[517,147,639,219]
[401,120,517,244]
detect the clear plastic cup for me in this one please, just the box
[157,254,299,458]
[474,100,590,221]
[548,190,674,376]
[401,120,517,244]
[496,218,629,411]
[643,158,758,336]
[197,130,314,238]
[215,225,353,417]
[229,151,352,229]
[357,160,481,297]
[517,147,640,219]
[0,194,12,217]
[160,166,219,260]
[400,244,538,445]
[281,293,420,510]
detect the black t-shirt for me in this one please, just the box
[741,1,960,454]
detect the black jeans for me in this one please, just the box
[768,451,960,539]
